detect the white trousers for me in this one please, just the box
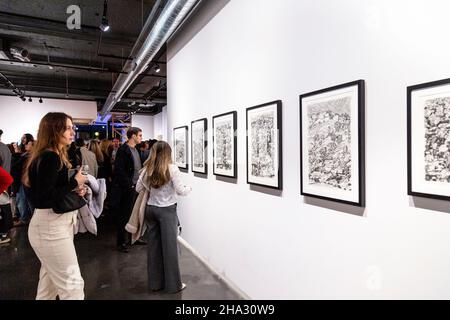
[28,208,84,300]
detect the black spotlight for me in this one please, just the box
[154,64,161,73]
[21,96,26,102]
[28,97,32,102]
[39,97,43,103]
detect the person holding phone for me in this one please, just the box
[23,112,88,300]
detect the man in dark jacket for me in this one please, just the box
[111,127,143,252]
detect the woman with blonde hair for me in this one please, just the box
[99,139,112,158]
[88,139,106,179]
[136,140,191,293]
[24,112,87,300]
[88,139,104,165]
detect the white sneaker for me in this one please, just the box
[170,283,186,294]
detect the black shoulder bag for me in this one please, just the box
[52,191,86,214]
[36,156,86,214]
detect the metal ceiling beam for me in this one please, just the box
[0,90,102,101]
[1,76,167,100]
[0,58,165,77]
[0,58,114,73]
[122,45,167,95]
[0,12,136,47]
[143,80,167,100]
[120,97,167,103]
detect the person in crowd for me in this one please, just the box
[111,127,143,252]
[88,140,104,178]
[24,112,87,300]
[0,164,13,244]
[111,137,120,163]
[6,143,19,219]
[12,136,34,226]
[75,138,98,177]
[145,139,158,163]
[99,139,113,187]
[148,139,158,150]
[0,130,11,173]
[67,141,80,168]
[136,141,191,293]
[19,134,34,153]
[138,141,150,162]
[9,141,22,192]
[6,143,14,155]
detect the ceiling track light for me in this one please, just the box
[154,64,161,73]
[39,97,43,103]
[100,0,110,32]
[28,97,32,102]
[65,71,69,98]
[0,72,27,102]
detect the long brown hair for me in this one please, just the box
[144,141,172,188]
[23,112,73,186]
[88,139,104,164]
[100,139,112,157]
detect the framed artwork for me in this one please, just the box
[191,118,207,174]
[408,78,450,201]
[300,80,365,206]
[173,126,188,170]
[212,111,237,178]
[246,100,282,189]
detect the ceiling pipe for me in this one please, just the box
[100,0,200,115]
[0,58,167,77]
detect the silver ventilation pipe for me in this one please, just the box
[100,0,200,115]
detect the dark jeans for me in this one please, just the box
[115,188,138,246]
[145,204,181,292]
[16,184,33,223]
[0,204,13,235]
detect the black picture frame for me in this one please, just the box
[191,118,208,174]
[173,125,188,170]
[246,100,283,190]
[407,78,450,201]
[212,111,237,178]
[299,80,365,207]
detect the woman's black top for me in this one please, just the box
[26,150,78,209]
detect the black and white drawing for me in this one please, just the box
[246,100,282,189]
[191,118,207,174]
[307,97,352,191]
[408,78,450,200]
[173,126,188,170]
[300,80,365,206]
[213,111,237,178]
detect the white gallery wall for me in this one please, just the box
[153,106,168,140]
[167,0,450,299]
[131,107,167,141]
[0,96,97,143]
[131,114,154,140]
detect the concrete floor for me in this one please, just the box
[0,216,244,300]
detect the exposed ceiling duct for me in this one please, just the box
[100,0,200,115]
